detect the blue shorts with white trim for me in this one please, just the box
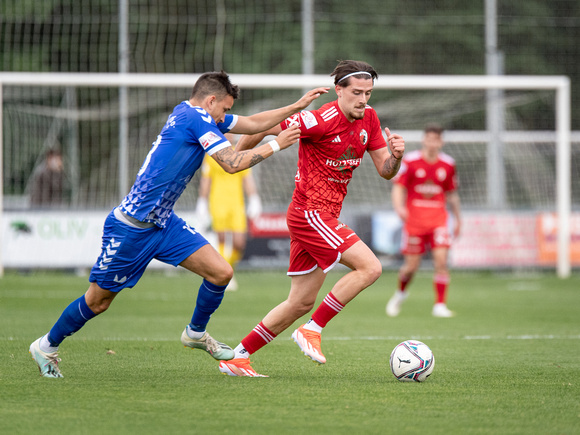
[89,210,209,291]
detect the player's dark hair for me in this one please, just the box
[424,123,444,135]
[331,60,378,87]
[190,71,240,100]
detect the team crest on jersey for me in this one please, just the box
[359,129,368,145]
[416,168,426,178]
[286,114,301,128]
[199,131,222,149]
[436,167,447,181]
[300,111,318,129]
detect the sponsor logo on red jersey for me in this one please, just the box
[300,111,318,129]
[414,181,443,198]
[325,158,362,168]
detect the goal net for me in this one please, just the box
[0,73,574,276]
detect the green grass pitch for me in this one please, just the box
[1,269,579,434]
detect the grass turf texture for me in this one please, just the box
[1,270,579,434]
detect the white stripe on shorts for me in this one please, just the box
[305,210,344,249]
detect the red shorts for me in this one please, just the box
[401,226,451,255]
[287,203,360,275]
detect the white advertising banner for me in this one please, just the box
[372,210,579,268]
[2,210,200,269]
[3,211,105,268]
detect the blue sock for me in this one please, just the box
[189,279,227,332]
[47,295,97,346]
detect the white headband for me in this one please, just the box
[337,71,373,83]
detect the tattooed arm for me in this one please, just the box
[211,126,300,174]
[369,127,405,180]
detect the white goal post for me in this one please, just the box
[0,73,572,277]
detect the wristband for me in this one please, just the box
[268,140,281,153]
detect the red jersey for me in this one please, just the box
[394,149,458,234]
[280,100,387,217]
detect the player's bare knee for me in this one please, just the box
[211,264,234,286]
[364,258,382,285]
[368,268,382,286]
[88,300,111,315]
[288,299,315,317]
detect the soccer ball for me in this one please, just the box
[389,340,435,382]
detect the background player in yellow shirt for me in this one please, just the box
[196,133,262,290]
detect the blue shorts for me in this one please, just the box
[89,210,209,292]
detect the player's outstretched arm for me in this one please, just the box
[230,87,328,135]
[212,126,300,174]
[236,126,282,151]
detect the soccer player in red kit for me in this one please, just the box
[386,123,461,318]
[218,60,406,377]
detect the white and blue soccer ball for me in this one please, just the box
[390,340,435,382]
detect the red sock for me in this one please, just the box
[241,322,277,354]
[311,292,345,328]
[398,273,412,292]
[434,273,449,304]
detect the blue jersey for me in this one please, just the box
[119,101,238,227]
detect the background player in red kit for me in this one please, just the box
[386,123,461,318]
[218,60,406,377]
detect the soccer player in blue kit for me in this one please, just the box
[29,71,328,378]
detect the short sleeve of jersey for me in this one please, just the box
[185,108,233,156]
[217,114,238,133]
[393,161,409,185]
[447,164,458,192]
[366,109,388,151]
[439,152,458,192]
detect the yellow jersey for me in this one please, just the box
[201,155,251,232]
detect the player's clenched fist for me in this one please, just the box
[385,127,405,160]
[276,125,301,150]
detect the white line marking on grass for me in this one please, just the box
[507,282,542,291]
[326,335,580,341]
[1,289,187,301]
[4,335,580,342]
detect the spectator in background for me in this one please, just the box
[29,148,65,208]
[386,123,461,318]
[196,133,262,291]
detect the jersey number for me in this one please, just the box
[138,135,161,176]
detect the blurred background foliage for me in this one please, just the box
[1,0,578,127]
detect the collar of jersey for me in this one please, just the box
[184,100,206,113]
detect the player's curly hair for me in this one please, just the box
[191,71,240,100]
[331,60,378,86]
